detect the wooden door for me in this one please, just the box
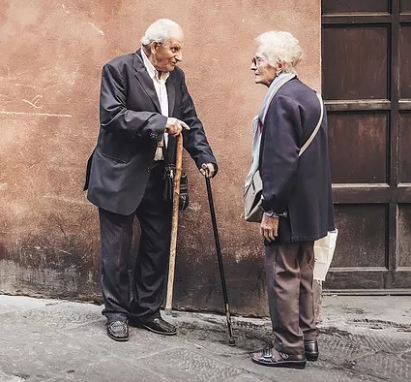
[322,0,411,291]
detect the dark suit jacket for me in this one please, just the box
[259,78,335,244]
[84,50,217,215]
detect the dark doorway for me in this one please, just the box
[322,0,411,291]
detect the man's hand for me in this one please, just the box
[260,214,279,242]
[165,117,190,137]
[200,163,216,178]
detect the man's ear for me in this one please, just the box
[150,42,159,54]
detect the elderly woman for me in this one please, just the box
[247,31,335,368]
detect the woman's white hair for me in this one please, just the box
[255,31,303,73]
[141,19,182,46]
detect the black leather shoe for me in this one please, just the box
[252,347,306,369]
[107,321,129,342]
[139,317,177,336]
[304,340,319,361]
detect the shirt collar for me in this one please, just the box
[141,47,169,82]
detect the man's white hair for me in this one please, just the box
[255,31,303,73]
[141,19,182,46]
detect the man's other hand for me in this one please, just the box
[200,163,216,178]
[165,118,190,136]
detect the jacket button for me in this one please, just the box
[146,167,150,173]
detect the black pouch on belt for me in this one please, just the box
[163,164,189,211]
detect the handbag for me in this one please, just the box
[244,92,324,222]
[313,229,338,281]
[243,169,263,223]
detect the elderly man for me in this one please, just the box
[247,31,335,368]
[84,19,217,341]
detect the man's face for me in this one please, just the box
[150,30,184,73]
[250,49,277,87]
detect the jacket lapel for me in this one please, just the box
[133,49,161,112]
[166,76,176,116]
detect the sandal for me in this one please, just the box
[252,347,306,369]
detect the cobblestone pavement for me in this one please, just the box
[0,295,410,382]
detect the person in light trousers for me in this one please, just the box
[247,31,335,369]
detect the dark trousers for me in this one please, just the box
[265,242,316,355]
[99,164,172,324]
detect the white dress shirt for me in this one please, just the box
[141,48,169,160]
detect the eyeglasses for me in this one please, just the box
[251,56,266,67]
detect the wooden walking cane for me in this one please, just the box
[165,133,183,314]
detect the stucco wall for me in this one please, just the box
[0,0,320,315]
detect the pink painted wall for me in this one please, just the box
[0,0,320,314]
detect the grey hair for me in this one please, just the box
[141,19,182,46]
[255,31,303,73]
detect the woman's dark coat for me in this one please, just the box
[259,77,335,244]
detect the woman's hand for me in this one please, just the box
[260,214,279,242]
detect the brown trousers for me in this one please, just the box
[265,242,316,355]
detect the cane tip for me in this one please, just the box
[229,338,236,347]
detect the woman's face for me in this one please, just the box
[250,50,277,87]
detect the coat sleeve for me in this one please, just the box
[99,63,167,140]
[179,73,218,172]
[260,95,302,214]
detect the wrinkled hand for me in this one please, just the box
[200,163,216,178]
[165,117,190,137]
[260,214,279,242]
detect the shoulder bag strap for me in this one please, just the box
[299,92,324,157]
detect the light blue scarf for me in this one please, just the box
[245,72,296,186]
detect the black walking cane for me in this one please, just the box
[202,164,236,346]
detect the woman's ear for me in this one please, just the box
[276,61,285,74]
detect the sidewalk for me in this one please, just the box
[1,295,410,382]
